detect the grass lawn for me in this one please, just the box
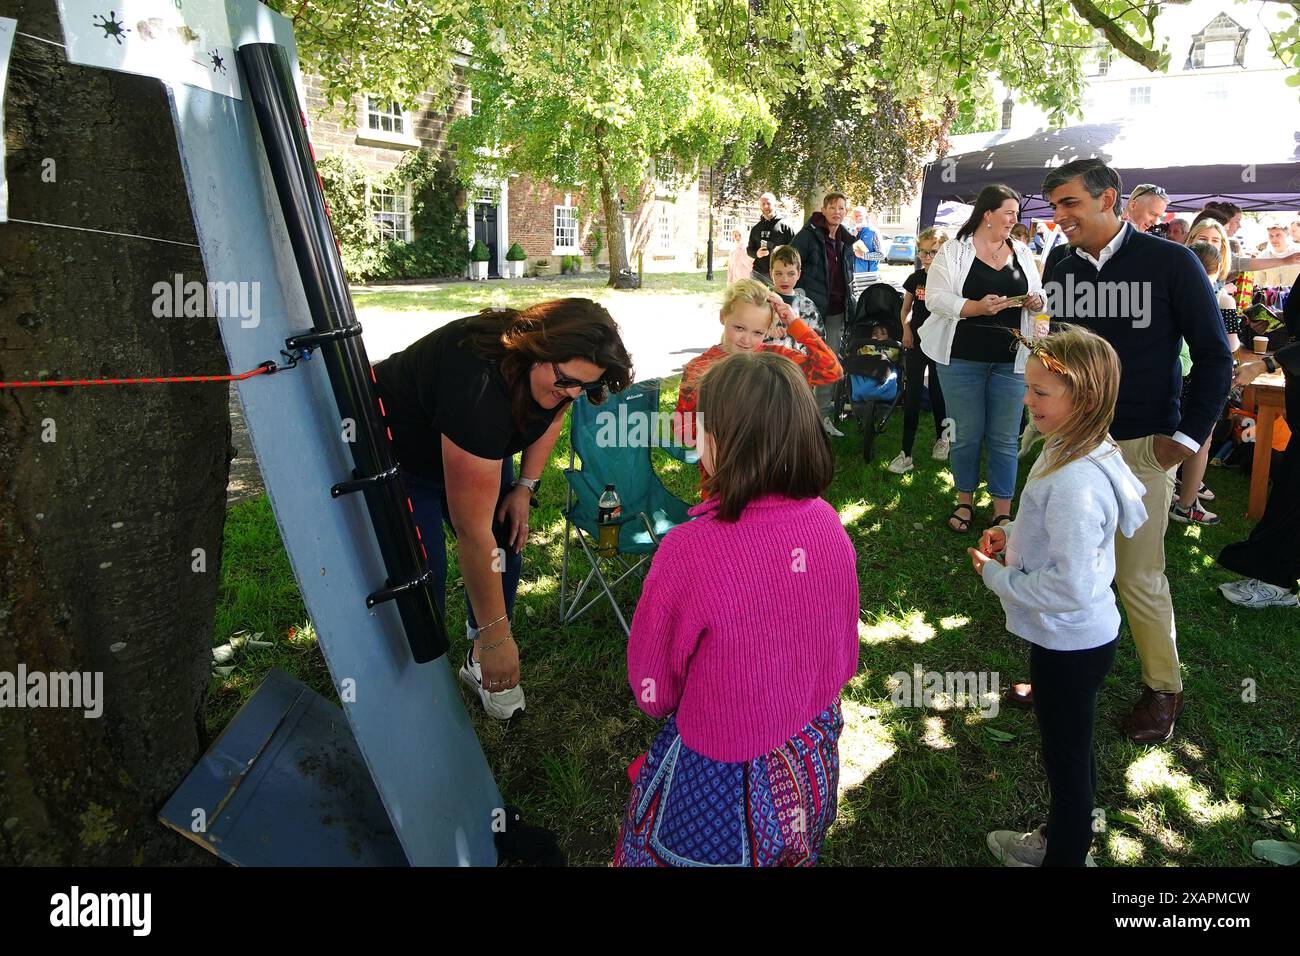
[352,271,722,315]
[210,381,1300,866]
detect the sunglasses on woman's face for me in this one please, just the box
[551,362,605,396]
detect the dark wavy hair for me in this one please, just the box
[461,299,633,429]
[955,184,1023,241]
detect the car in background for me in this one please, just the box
[885,234,917,264]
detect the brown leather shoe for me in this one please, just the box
[1124,686,1184,744]
[1004,681,1034,709]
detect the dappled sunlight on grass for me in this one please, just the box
[939,614,970,631]
[859,610,936,645]
[1125,749,1243,827]
[838,499,873,525]
[1105,830,1146,865]
[837,698,896,795]
[921,715,955,750]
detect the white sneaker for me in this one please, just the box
[1219,579,1299,609]
[458,645,526,720]
[821,415,844,438]
[887,452,914,474]
[1197,482,1215,502]
[931,437,951,461]
[1170,501,1218,525]
[986,824,1096,867]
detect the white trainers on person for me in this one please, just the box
[1218,579,1299,609]
[458,640,526,720]
[1170,501,1218,525]
[821,415,845,438]
[931,437,951,461]
[887,452,915,474]
[986,824,1096,867]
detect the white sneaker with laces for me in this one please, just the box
[1197,482,1215,502]
[931,437,951,461]
[1170,500,1218,525]
[887,452,914,474]
[986,824,1096,867]
[1219,579,1299,609]
[821,414,845,438]
[458,626,526,720]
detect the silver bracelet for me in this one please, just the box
[476,612,508,634]
[478,634,514,653]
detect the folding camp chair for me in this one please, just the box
[558,378,696,636]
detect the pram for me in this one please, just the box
[835,283,906,462]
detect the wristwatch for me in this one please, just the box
[1263,355,1278,374]
[513,476,541,506]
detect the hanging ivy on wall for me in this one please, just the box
[316,150,470,283]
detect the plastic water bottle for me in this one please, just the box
[597,484,621,555]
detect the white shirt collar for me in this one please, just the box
[1074,221,1130,268]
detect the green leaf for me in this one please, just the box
[1285,74,1300,88]
[1110,810,1143,827]
[985,727,1016,742]
[1251,840,1300,865]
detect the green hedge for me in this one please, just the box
[317,150,470,283]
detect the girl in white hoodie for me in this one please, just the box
[968,325,1149,867]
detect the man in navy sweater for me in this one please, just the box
[1025,159,1232,744]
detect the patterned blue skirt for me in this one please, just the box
[613,700,842,867]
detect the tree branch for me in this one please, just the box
[1067,0,1161,70]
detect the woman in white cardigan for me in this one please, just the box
[919,185,1045,533]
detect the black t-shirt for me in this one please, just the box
[903,269,931,330]
[953,252,1028,363]
[747,216,796,277]
[371,317,561,481]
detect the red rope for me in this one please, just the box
[0,362,278,389]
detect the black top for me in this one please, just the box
[1043,241,1071,284]
[902,269,931,330]
[1052,224,1232,443]
[953,252,1028,363]
[371,317,561,481]
[746,216,796,278]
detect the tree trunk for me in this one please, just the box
[593,126,628,284]
[0,1,228,864]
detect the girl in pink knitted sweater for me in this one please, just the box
[614,351,860,867]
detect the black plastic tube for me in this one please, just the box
[236,43,447,663]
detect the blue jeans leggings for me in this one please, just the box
[400,459,522,633]
[935,359,1025,500]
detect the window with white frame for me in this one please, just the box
[1095,48,1111,76]
[476,183,497,205]
[881,205,902,226]
[369,184,411,243]
[656,203,674,252]
[366,96,406,135]
[554,204,579,252]
[719,213,740,249]
[1129,85,1151,107]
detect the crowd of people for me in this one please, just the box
[370,158,1299,867]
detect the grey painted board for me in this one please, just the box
[159,668,408,866]
[164,0,500,865]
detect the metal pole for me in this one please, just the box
[706,163,715,281]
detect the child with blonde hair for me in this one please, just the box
[674,278,841,493]
[617,351,859,866]
[969,325,1149,867]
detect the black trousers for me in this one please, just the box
[1218,440,1299,591]
[901,345,946,457]
[1029,636,1118,866]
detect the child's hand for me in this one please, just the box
[967,547,1000,576]
[767,292,795,325]
[978,526,1007,557]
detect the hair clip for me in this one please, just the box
[1009,329,1069,376]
